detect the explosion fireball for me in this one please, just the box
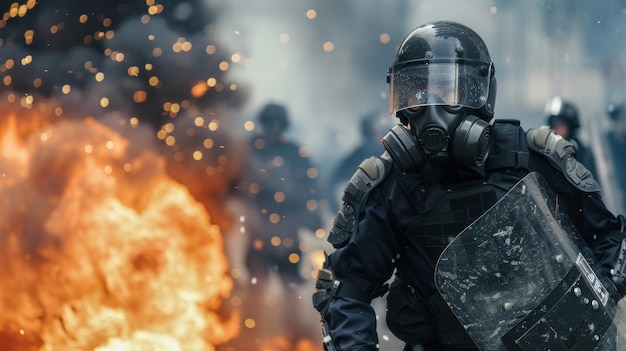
[0,100,238,351]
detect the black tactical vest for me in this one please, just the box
[404,180,501,266]
[400,120,531,267]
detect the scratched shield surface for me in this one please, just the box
[435,172,620,350]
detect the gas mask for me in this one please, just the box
[382,106,492,172]
[384,21,497,172]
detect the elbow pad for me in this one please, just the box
[312,258,338,314]
[527,126,601,193]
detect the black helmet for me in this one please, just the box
[387,21,497,121]
[608,102,625,121]
[544,96,580,131]
[259,103,289,132]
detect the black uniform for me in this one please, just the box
[312,21,626,351]
[241,103,324,284]
[317,120,624,351]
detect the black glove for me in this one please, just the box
[591,218,626,296]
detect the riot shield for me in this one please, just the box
[435,172,623,350]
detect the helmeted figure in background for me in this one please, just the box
[234,102,324,350]
[312,21,626,351]
[329,110,391,209]
[544,96,598,177]
[243,103,324,283]
[607,102,626,213]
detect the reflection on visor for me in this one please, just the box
[390,61,491,115]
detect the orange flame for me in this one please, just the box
[0,101,238,350]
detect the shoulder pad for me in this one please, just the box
[526,126,601,192]
[327,154,391,248]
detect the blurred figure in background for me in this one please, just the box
[607,101,626,213]
[328,110,391,208]
[544,96,598,177]
[226,102,323,351]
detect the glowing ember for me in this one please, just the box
[0,101,237,351]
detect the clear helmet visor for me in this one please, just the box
[389,61,492,115]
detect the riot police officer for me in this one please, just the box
[544,96,598,177]
[607,101,626,213]
[312,21,626,351]
[234,102,324,350]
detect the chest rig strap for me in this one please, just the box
[486,119,530,170]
